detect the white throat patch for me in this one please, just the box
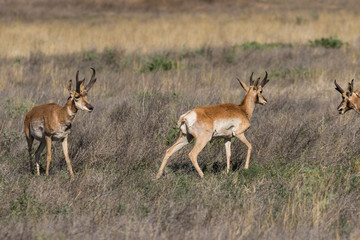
[67,106,76,117]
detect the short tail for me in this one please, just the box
[178,116,188,135]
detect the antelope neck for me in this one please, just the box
[353,95,360,113]
[64,98,78,120]
[240,92,256,119]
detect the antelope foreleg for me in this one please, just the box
[62,137,74,178]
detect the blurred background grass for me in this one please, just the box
[1,1,360,239]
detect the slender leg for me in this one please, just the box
[62,137,74,178]
[236,133,252,169]
[26,136,34,173]
[35,142,46,176]
[225,139,231,173]
[156,133,189,179]
[45,135,52,176]
[188,134,212,178]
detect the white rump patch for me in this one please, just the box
[183,111,197,128]
[30,119,45,140]
[179,110,197,134]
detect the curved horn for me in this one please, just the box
[254,77,260,87]
[261,71,269,87]
[348,79,354,92]
[75,70,83,93]
[249,72,254,86]
[90,67,96,80]
[85,67,97,91]
[334,80,344,94]
[236,77,242,86]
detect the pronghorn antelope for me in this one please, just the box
[156,72,270,179]
[335,79,360,114]
[24,68,97,177]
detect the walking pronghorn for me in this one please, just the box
[24,68,97,178]
[335,79,360,114]
[156,72,270,179]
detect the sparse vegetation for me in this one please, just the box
[141,53,178,72]
[241,42,293,50]
[308,36,345,48]
[1,1,360,240]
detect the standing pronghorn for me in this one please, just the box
[335,79,360,114]
[24,68,97,177]
[156,72,270,179]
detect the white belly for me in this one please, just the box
[213,118,242,137]
[30,119,70,141]
[51,124,71,141]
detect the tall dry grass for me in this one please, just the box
[1,44,360,239]
[1,11,360,58]
[2,2,360,239]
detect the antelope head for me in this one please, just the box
[237,71,270,105]
[334,79,360,115]
[68,68,97,112]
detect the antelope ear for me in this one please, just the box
[254,77,260,87]
[79,81,85,91]
[354,87,360,96]
[237,78,249,92]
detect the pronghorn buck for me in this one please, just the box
[156,72,270,179]
[24,68,97,177]
[335,79,360,114]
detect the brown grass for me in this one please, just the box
[1,9,360,58]
[1,1,360,239]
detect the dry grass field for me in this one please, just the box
[2,1,360,239]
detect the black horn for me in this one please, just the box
[261,71,270,87]
[334,80,344,94]
[348,79,354,93]
[85,67,97,91]
[249,72,254,86]
[75,70,85,93]
[255,77,260,87]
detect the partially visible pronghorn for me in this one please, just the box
[156,72,270,179]
[335,79,360,114]
[24,68,97,177]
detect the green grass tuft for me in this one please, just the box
[241,41,292,50]
[308,36,346,48]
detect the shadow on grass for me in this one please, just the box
[168,158,244,175]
